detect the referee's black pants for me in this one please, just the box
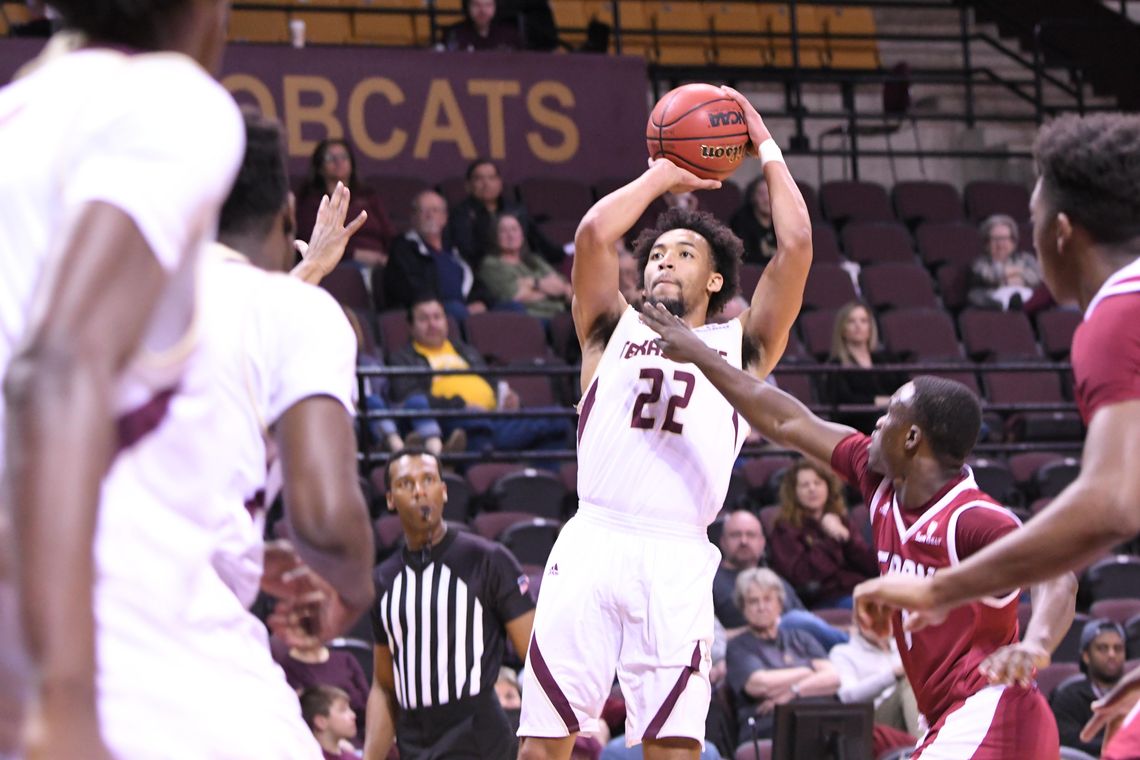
[396,691,516,760]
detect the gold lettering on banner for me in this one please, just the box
[413,79,478,160]
[526,81,579,163]
[222,74,278,120]
[349,77,408,160]
[467,79,521,160]
[283,75,343,156]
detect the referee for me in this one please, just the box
[363,448,535,760]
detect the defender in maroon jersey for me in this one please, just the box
[640,301,1077,758]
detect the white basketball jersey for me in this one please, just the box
[576,306,750,528]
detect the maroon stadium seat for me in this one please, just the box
[465,311,551,364]
[739,263,764,301]
[1036,309,1083,360]
[892,180,964,225]
[1085,557,1140,605]
[803,264,859,311]
[1035,663,1080,698]
[1091,599,1140,626]
[472,510,536,540]
[740,456,796,501]
[811,223,844,264]
[879,308,963,360]
[860,263,939,311]
[935,263,971,312]
[774,369,815,405]
[797,308,840,359]
[436,175,468,207]
[842,222,917,265]
[376,309,461,358]
[958,309,1043,361]
[819,180,894,226]
[915,221,984,270]
[964,180,1031,223]
[491,469,567,518]
[498,518,562,567]
[319,263,371,311]
[700,181,744,224]
[797,180,822,222]
[466,462,526,495]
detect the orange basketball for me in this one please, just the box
[646,83,749,181]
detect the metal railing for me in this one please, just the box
[355,359,1083,468]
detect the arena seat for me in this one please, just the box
[1034,458,1081,498]
[466,462,527,495]
[958,310,1043,361]
[818,5,879,69]
[860,263,939,311]
[1052,613,1091,663]
[741,456,796,504]
[734,739,773,760]
[1035,663,1080,699]
[517,177,594,224]
[228,9,289,43]
[915,221,983,270]
[491,469,567,518]
[820,180,894,227]
[796,308,838,360]
[1008,451,1066,500]
[472,510,537,540]
[892,181,964,226]
[369,175,432,228]
[699,182,744,225]
[967,458,1017,506]
[1090,599,1140,626]
[499,518,562,567]
[842,222,917,265]
[934,263,971,312]
[466,312,551,364]
[802,264,859,311]
[1036,309,1083,360]
[441,472,473,522]
[811,223,844,264]
[551,0,590,46]
[376,309,462,358]
[1084,556,1140,605]
[319,263,371,310]
[964,180,1031,224]
[437,176,468,207]
[878,307,963,361]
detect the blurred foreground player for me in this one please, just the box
[518,88,813,760]
[851,113,1140,759]
[365,449,534,760]
[0,2,242,757]
[640,304,1078,759]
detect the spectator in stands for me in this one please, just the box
[301,685,359,760]
[830,627,919,736]
[296,138,395,267]
[968,213,1043,310]
[448,157,561,267]
[445,0,522,51]
[730,175,778,265]
[478,211,571,319]
[273,634,369,744]
[1051,619,1127,757]
[714,509,848,650]
[384,189,490,321]
[820,301,908,434]
[768,461,878,609]
[388,297,572,456]
[726,568,840,745]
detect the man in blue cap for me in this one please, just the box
[1051,619,1128,756]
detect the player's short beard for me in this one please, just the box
[645,294,687,318]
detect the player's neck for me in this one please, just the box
[1075,246,1140,310]
[219,232,273,271]
[406,520,447,552]
[894,461,961,511]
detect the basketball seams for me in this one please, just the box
[651,96,740,130]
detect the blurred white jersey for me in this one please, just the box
[94,244,357,759]
[575,306,749,528]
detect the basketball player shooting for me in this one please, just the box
[640,305,1077,758]
[516,88,812,760]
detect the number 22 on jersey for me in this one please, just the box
[630,368,695,434]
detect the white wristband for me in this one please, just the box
[758,138,784,167]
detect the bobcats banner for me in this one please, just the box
[0,39,648,184]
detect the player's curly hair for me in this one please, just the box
[219,109,289,239]
[51,1,190,49]
[632,207,743,317]
[1034,113,1140,244]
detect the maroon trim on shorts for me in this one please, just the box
[576,378,599,445]
[116,387,177,453]
[643,643,701,741]
[529,637,580,733]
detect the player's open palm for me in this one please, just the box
[979,641,1049,687]
[295,181,367,278]
[639,302,711,365]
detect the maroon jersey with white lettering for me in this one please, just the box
[831,433,1021,724]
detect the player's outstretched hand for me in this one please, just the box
[979,641,1050,687]
[719,86,773,157]
[260,539,305,599]
[639,301,716,365]
[293,181,367,283]
[854,575,948,638]
[647,157,722,195]
[1082,664,1140,745]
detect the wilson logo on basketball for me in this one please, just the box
[707,111,745,127]
[700,144,745,163]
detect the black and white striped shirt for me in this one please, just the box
[371,530,534,710]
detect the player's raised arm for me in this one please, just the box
[571,160,720,347]
[721,87,813,378]
[979,572,1077,686]
[641,302,853,464]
